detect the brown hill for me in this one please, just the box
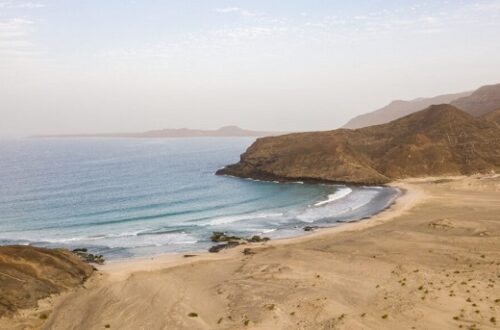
[343,91,471,129]
[451,84,500,117]
[0,246,94,317]
[217,105,500,184]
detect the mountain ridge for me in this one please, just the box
[343,83,500,129]
[342,91,472,129]
[451,83,500,117]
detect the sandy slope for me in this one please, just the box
[4,175,500,330]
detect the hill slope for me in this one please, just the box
[0,246,94,317]
[217,105,500,184]
[451,83,500,117]
[483,109,500,127]
[343,91,471,129]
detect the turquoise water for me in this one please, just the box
[0,138,400,259]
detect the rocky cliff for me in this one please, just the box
[217,105,500,184]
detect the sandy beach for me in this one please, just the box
[2,175,500,330]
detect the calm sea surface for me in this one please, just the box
[0,138,399,259]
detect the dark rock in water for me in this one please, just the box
[71,249,105,265]
[209,241,241,253]
[211,231,244,242]
[304,226,319,232]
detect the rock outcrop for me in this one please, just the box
[217,105,500,184]
[0,245,94,317]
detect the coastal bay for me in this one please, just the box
[4,174,499,329]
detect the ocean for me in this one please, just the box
[0,137,400,259]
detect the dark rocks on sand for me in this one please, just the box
[303,226,319,232]
[248,235,270,243]
[243,248,255,255]
[208,232,271,253]
[71,248,105,265]
[209,241,241,253]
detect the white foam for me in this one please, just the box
[40,229,151,243]
[206,212,283,226]
[314,187,353,206]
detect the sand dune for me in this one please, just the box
[2,175,500,330]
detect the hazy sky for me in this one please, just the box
[1,0,500,137]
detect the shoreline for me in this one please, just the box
[0,180,399,261]
[99,181,418,279]
[3,174,500,329]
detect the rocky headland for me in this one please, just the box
[217,105,500,184]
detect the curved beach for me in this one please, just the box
[4,174,499,329]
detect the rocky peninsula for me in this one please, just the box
[217,105,500,184]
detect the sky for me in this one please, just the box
[1,0,500,137]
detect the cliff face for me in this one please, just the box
[217,105,500,184]
[0,246,94,317]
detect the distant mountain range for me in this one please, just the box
[36,126,282,138]
[218,104,500,184]
[343,83,500,129]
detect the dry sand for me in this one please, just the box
[3,175,500,330]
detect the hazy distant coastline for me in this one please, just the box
[33,125,283,139]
